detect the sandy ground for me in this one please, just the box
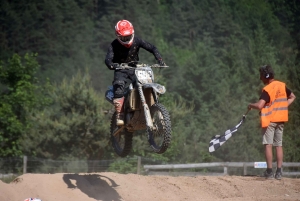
[0,173,300,201]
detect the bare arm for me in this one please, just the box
[248,99,266,110]
[248,92,296,110]
[287,92,296,106]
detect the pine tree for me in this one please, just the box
[0,53,49,157]
[22,68,112,162]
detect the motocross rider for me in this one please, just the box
[105,19,166,126]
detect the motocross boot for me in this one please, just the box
[113,97,125,126]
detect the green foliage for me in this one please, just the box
[0,174,20,184]
[0,0,299,166]
[22,68,112,160]
[0,53,49,157]
[107,158,137,174]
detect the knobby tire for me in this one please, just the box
[110,112,133,157]
[148,103,172,154]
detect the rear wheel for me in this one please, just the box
[147,103,171,154]
[110,112,133,157]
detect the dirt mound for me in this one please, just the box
[0,173,299,201]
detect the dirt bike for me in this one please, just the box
[105,62,171,157]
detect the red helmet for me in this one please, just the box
[115,20,134,48]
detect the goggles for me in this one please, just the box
[118,34,133,42]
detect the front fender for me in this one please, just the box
[143,83,166,94]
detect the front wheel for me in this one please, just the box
[148,103,171,154]
[110,112,133,157]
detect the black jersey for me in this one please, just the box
[105,37,163,69]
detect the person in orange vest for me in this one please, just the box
[248,65,296,180]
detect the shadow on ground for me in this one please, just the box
[63,173,121,201]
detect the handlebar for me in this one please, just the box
[115,62,169,70]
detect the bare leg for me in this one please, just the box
[275,146,283,168]
[265,144,273,168]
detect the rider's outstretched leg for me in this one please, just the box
[113,97,125,126]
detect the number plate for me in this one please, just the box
[136,70,153,83]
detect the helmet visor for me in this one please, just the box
[118,34,133,42]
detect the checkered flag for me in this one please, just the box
[209,109,250,153]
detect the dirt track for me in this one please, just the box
[0,172,300,201]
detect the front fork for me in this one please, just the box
[137,83,154,129]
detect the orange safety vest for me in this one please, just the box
[260,80,288,127]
